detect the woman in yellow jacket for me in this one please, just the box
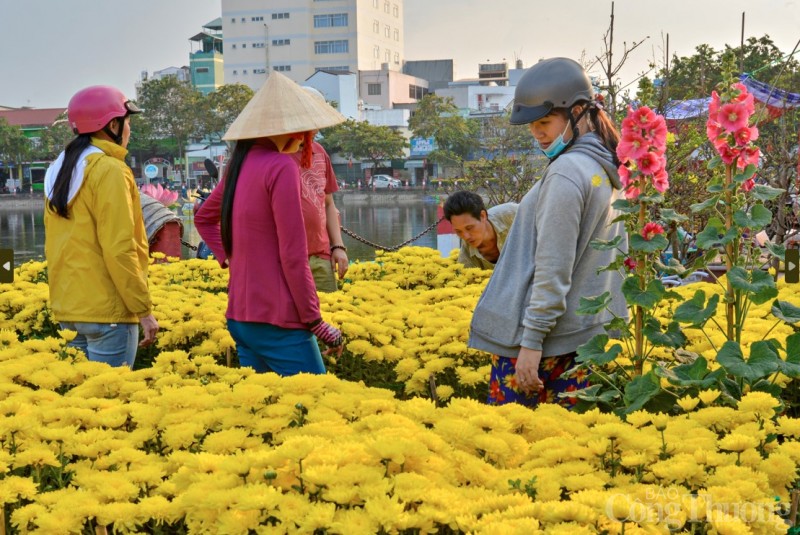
[44,85,158,367]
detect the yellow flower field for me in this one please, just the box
[1,248,799,533]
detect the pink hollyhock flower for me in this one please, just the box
[706,120,723,143]
[641,222,665,240]
[708,91,720,118]
[617,132,649,162]
[733,126,759,147]
[730,83,748,101]
[731,83,756,112]
[636,152,665,175]
[619,165,641,200]
[618,162,632,182]
[718,102,750,132]
[645,115,668,149]
[621,112,637,133]
[717,144,741,165]
[624,186,641,200]
[651,168,670,193]
[631,106,658,127]
[623,257,637,272]
[741,178,755,192]
[738,146,761,169]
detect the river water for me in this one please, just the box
[0,192,445,266]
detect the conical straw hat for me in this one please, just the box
[223,71,345,141]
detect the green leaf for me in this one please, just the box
[688,249,721,274]
[779,332,800,378]
[571,384,621,404]
[604,316,632,338]
[596,256,625,275]
[695,221,738,249]
[765,242,786,260]
[576,292,612,315]
[673,290,719,327]
[630,233,669,253]
[643,319,687,348]
[707,155,723,170]
[727,267,778,305]
[655,258,687,276]
[732,204,772,229]
[720,376,743,401]
[655,357,725,388]
[659,209,689,224]
[716,341,780,383]
[654,356,725,390]
[690,196,721,213]
[590,236,624,251]
[751,184,784,202]
[640,192,665,203]
[733,164,757,183]
[622,277,665,310]
[623,372,662,413]
[575,335,622,366]
[772,300,800,325]
[612,199,639,214]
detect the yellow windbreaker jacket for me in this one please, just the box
[44,138,152,323]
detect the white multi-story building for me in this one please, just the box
[221,0,404,89]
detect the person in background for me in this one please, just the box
[469,57,628,408]
[44,85,159,367]
[293,86,349,292]
[443,190,517,270]
[194,72,346,376]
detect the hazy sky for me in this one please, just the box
[2,0,798,108]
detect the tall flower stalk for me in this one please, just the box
[571,104,691,412]
[617,106,671,374]
[700,81,772,343]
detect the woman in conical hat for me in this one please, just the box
[195,72,346,375]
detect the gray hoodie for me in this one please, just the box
[468,133,629,358]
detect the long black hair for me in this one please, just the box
[587,103,621,166]
[554,102,622,168]
[47,134,93,218]
[220,139,255,257]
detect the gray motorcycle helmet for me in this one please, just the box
[510,57,594,125]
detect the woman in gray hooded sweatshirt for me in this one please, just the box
[469,57,628,408]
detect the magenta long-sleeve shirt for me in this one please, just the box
[194,140,321,328]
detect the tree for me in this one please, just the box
[408,94,479,176]
[203,83,254,141]
[319,119,407,172]
[653,36,787,103]
[135,76,204,180]
[590,1,649,117]
[0,118,31,185]
[633,36,800,263]
[32,113,73,162]
[457,113,545,204]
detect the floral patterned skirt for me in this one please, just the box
[487,352,588,408]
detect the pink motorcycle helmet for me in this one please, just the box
[67,85,141,135]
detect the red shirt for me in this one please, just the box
[292,142,339,258]
[195,140,320,328]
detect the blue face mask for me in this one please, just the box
[540,122,571,159]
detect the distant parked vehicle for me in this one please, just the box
[370,174,401,189]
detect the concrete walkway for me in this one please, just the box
[0,194,44,211]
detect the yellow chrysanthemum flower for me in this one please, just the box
[676,396,700,412]
[697,389,721,405]
[717,433,760,453]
